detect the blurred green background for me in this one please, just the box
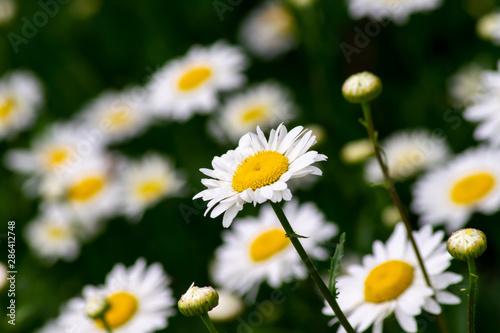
[1,0,500,332]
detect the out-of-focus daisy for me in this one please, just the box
[412,147,500,232]
[194,124,327,227]
[209,81,297,143]
[239,1,296,60]
[24,205,81,264]
[340,138,373,164]
[477,11,500,45]
[147,41,248,121]
[364,129,450,184]
[211,200,337,295]
[60,258,175,333]
[0,70,43,139]
[0,0,16,25]
[120,153,185,220]
[77,88,153,144]
[464,61,500,146]
[347,0,443,25]
[447,62,485,107]
[323,223,462,333]
[0,262,6,290]
[208,290,244,322]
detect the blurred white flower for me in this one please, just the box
[0,0,16,25]
[447,62,485,107]
[208,290,244,322]
[476,11,500,45]
[340,138,373,164]
[0,262,6,290]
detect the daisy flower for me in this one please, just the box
[208,290,244,322]
[193,124,327,227]
[477,11,500,45]
[211,200,337,295]
[57,258,175,333]
[120,153,185,220]
[0,70,43,139]
[0,261,6,290]
[364,129,450,184]
[24,205,81,264]
[0,0,16,26]
[447,62,485,108]
[412,147,500,232]
[239,1,297,60]
[347,0,443,25]
[147,41,248,121]
[464,61,500,146]
[76,87,153,145]
[323,223,462,333]
[208,81,297,143]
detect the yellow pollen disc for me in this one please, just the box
[450,172,495,205]
[46,147,70,167]
[249,228,290,262]
[240,106,268,124]
[364,260,414,303]
[0,96,16,122]
[178,67,212,91]
[47,226,69,239]
[95,292,138,329]
[106,107,132,129]
[68,177,105,202]
[136,179,166,202]
[232,150,288,192]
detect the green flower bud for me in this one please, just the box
[342,72,382,104]
[85,296,110,319]
[178,283,219,317]
[447,228,487,261]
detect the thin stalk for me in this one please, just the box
[199,313,218,333]
[98,315,112,333]
[467,259,478,333]
[270,202,355,333]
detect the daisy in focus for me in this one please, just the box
[147,41,248,121]
[239,1,296,60]
[347,0,443,25]
[0,70,43,139]
[323,223,462,333]
[412,147,500,232]
[193,124,327,227]
[364,129,450,184]
[50,258,175,333]
[464,61,500,146]
[120,153,185,220]
[447,62,485,108]
[76,87,153,144]
[211,200,337,295]
[208,81,297,143]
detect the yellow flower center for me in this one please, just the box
[136,179,166,202]
[0,96,16,122]
[232,150,288,192]
[364,260,414,303]
[47,226,69,239]
[450,172,495,205]
[106,107,132,129]
[95,292,138,329]
[68,176,105,202]
[46,147,70,168]
[240,106,268,125]
[249,228,290,262]
[178,67,212,91]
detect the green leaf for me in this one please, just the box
[329,232,346,297]
[285,232,309,239]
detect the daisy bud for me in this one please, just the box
[85,296,110,319]
[447,228,487,261]
[342,72,382,104]
[178,283,219,317]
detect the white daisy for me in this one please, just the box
[59,258,175,333]
[412,146,500,233]
[211,200,338,295]
[120,153,185,220]
[209,81,297,143]
[347,0,443,25]
[239,1,296,60]
[208,290,245,322]
[323,223,462,333]
[0,0,16,25]
[147,41,248,121]
[364,129,450,184]
[447,62,485,108]
[193,124,327,227]
[76,87,153,144]
[24,205,81,264]
[463,61,500,146]
[0,70,43,139]
[477,11,500,45]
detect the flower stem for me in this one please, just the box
[199,313,218,333]
[270,202,355,333]
[467,259,478,333]
[360,102,449,333]
[98,315,112,333]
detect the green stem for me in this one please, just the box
[361,102,449,333]
[199,313,218,333]
[270,202,355,333]
[467,259,478,333]
[98,315,112,333]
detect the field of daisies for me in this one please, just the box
[2,0,500,332]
